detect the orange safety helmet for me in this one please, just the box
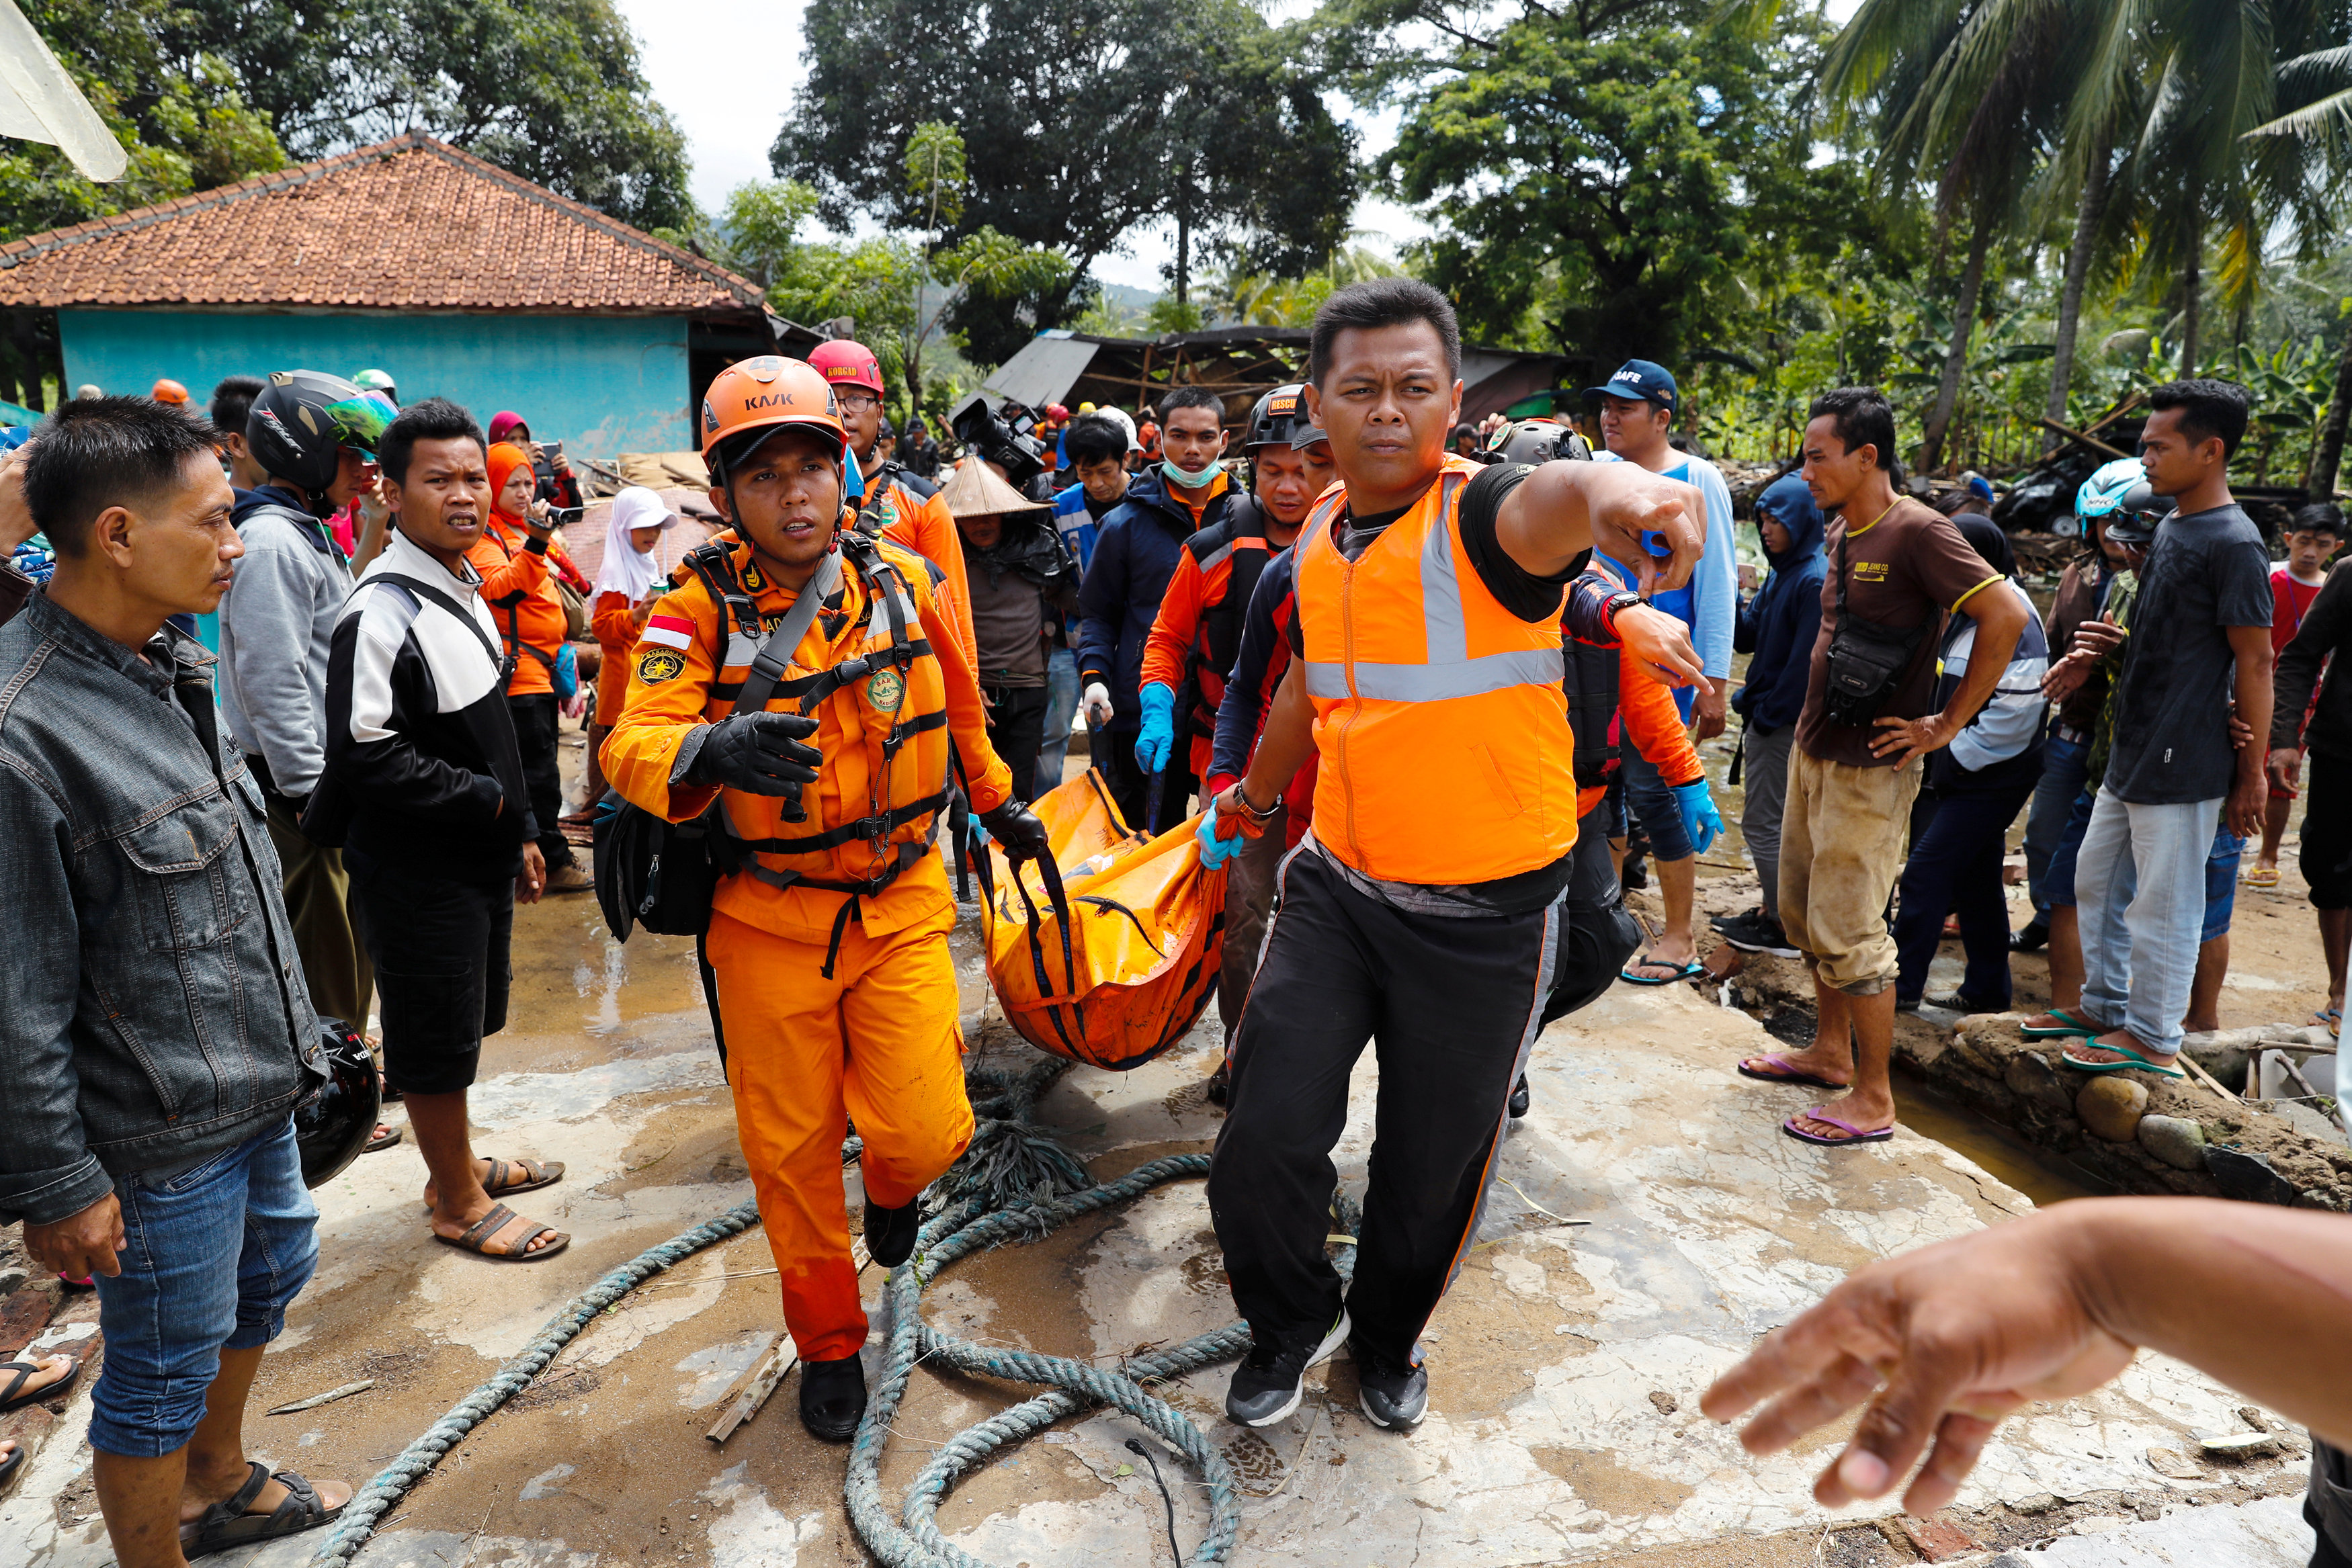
[151,378,189,405]
[699,356,850,477]
[806,339,884,396]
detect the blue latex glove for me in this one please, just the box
[1671,779,1723,857]
[1135,682,1176,775]
[1195,797,1245,869]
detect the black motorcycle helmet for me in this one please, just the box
[1243,384,1322,452]
[1480,418,1593,466]
[2103,480,2176,548]
[245,369,394,495]
[295,1018,382,1188]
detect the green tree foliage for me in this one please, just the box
[0,0,286,243]
[7,0,692,240]
[1382,1,1826,377]
[779,0,1356,361]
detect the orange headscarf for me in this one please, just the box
[487,441,535,521]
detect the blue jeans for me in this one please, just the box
[1620,742,1694,862]
[2075,792,2225,1057]
[1036,646,1079,792]
[88,1118,318,1458]
[2021,732,2091,918]
[1894,778,2035,1007]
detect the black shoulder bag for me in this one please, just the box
[1820,525,1934,728]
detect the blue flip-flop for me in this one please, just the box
[1620,953,1703,986]
[2021,1008,2099,1039]
[2060,1041,2186,1080]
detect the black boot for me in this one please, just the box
[2009,919,2049,953]
[1507,1074,1531,1119]
[798,1353,868,1442]
[864,1197,920,1268]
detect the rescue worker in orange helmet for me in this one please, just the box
[1137,384,1333,1048]
[1195,280,1704,1435]
[806,339,980,681]
[601,356,1048,1442]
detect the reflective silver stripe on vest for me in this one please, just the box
[1197,540,1233,572]
[1303,471,1562,702]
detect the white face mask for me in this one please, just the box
[1162,455,1220,488]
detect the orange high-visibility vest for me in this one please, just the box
[1293,456,1577,885]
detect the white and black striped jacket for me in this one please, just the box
[323,529,537,881]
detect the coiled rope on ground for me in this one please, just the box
[310,1050,1354,1567]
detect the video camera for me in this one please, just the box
[949,394,1051,488]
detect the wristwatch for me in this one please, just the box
[1601,590,1646,638]
[1232,781,1280,821]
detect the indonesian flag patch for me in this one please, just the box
[642,613,695,651]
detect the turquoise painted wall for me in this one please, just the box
[60,310,691,456]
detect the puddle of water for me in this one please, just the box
[1892,1065,2109,1207]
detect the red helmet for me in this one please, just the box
[700,357,849,477]
[1046,403,1069,423]
[806,339,884,396]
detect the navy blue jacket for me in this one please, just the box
[1732,474,1827,733]
[1076,470,1241,732]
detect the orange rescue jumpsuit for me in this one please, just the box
[602,527,1013,1360]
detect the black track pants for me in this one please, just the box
[1207,843,1561,1364]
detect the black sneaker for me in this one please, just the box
[1710,904,1762,934]
[1225,1311,1349,1428]
[798,1352,867,1442]
[1722,912,1799,958]
[2008,920,2049,953]
[1352,1339,1429,1430]
[864,1196,921,1268]
[1508,1074,1531,1119]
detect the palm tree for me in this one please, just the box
[2246,36,2352,495]
[1821,0,2078,472]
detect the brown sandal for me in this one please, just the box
[434,1202,570,1262]
[421,1155,564,1209]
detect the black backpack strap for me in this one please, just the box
[374,574,516,686]
[732,548,843,717]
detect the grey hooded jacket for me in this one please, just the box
[218,490,351,800]
[0,593,323,1227]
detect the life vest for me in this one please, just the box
[677,530,956,963]
[1293,456,1576,885]
[1179,494,1272,740]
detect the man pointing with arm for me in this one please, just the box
[1199,279,1704,1435]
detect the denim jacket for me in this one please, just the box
[0,594,322,1226]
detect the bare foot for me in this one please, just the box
[1786,1093,1894,1141]
[431,1199,567,1257]
[1623,932,1699,982]
[1,1353,77,1406]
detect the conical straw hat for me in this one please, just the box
[937,455,1051,518]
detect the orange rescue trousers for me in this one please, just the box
[704,904,976,1362]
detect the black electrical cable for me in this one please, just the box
[1125,1436,1183,1565]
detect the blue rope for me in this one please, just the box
[310,1055,1351,1568]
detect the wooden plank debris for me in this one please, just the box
[266,1379,374,1415]
[706,1334,795,1445]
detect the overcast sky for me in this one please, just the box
[614,0,1860,295]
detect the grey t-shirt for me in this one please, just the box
[2103,502,2271,805]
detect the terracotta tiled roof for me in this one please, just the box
[0,131,765,316]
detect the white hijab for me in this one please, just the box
[594,486,677,601]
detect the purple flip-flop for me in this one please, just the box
[1781,1108,1894,1147]
[1736,1053,1847,1092]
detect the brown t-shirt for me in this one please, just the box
[1796,496,2007,768]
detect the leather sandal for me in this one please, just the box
[435,1201,570,1262]
[179,1461,348,1559]
[421,1156,564,1209]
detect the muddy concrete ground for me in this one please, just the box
[1,730,2334,1568]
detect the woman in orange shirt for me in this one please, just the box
[584,486,678,805]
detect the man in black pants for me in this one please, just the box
[322,398,569,1262]
[1197,280,1702,1433]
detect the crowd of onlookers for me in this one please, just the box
[1,341,2345,1561]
